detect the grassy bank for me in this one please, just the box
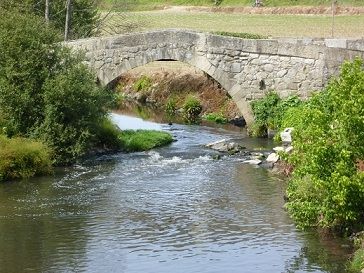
[102,11,364,38]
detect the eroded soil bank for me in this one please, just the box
[114,61,244,125]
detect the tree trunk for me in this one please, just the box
[64,0,72,41]
[45,0,50,24]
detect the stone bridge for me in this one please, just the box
[66,29,364,124]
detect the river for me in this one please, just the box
[0,113,352,273]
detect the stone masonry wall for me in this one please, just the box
[66,29,364,124]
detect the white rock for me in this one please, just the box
[266,153,279,163]
[205,139,227,148]
[280,127,294,143]
[243,159,262,165]
[273,146,285,152]
[285,146,294,153]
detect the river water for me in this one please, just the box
[0,113,352,273]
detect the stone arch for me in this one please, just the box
[66,29,364,126]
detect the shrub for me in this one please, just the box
[93,118,123,151]
[165,97,177,116]
[133,75,152,92]
[250,92,302,137]
[0,135,53,182]
[32,64,112,165]
[283,58,364,231]
[202,112,228,124]
[183,95,203,124]
[118,130,173,152]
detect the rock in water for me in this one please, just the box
[243,159,262,165]
[205,139,245,154]
[266,153,279,163]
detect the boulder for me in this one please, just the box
[266,153,279,163]
[273,146,285,152]
[243,159,262,165]
[280,127,294,143]
[205,139,245,154]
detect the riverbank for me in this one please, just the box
[114,63,243,126]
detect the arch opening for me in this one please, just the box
[109,60,246,128]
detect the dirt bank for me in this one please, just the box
[114,65,241,123]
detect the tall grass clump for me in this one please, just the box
[0,135,53,182]
[183,95,203,124]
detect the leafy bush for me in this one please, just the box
[118,130,173,152]
[183,95,203,124]
[250,92,302,136]
[32,65,112,165]
[133,75,152,92]
[283,58,364,231]
[0,135,53,182]
[202,112,228,124]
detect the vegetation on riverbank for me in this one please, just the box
[0,11,115,166]
[251,59,364,271]
[282,59,364,233]
[253,59,364,232]
[0,136,53,182]
[0,7,174,182]
[118,130,173,152]
[250,92,302,137]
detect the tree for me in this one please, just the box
[0,0,100,39]
[0,10,113,165]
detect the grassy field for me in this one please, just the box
[101,0,364,11]
[102,10,364,38]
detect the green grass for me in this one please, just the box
[102,11,364,38]
[101,0,364,11]
[0,135,53,182]
[118,130,174,152]
[202,112,228,123]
